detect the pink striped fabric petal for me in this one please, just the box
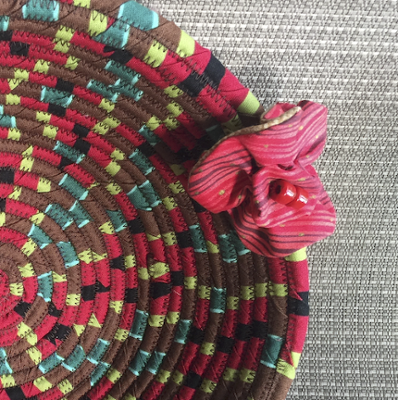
[265,196,336,255]
[188,138,252,214]
[238,110,303,166]
[188,100,336,257]
[294,101,328,166]
[238,101,327,168]
[230,194,335,257]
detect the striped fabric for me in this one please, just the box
[188,101,336,257]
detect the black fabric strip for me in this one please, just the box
[178,71,207,97]
[288,292,309,316]
[5,387,28,400]
[252,320,268,339]
[14,301,30,317]
[176,231,193,249]
[73,123,90,138]
[81,284,96,301]
[128,218,145,234]
[171,270,184,286]
[189,326,205,345]
[151,282,171,299]
[0,30,13,42]
[10,41,29,57]
[48,302,62,317]
[125,288,138,303]
[203,53,226,89]
[0,168,15,184]
[107,47,133,64]
[48,103,66,117]
[110,256,125,271]
[55,78,75,93]
[185,371,203,389]
[235,323,252,342]
[0,197,6,212]
[73,138,91,155]
[217,335,235,354]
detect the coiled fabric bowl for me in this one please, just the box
[0,1,309,400]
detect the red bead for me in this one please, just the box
[269,180,296,205]
[270,180,310,210]
[287,186,309,210]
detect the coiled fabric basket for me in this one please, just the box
[0,1,309,399]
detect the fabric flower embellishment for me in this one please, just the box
[188,100,336,257]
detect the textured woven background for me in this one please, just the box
[141,1,398,399]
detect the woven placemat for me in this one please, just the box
[144,1,398,400]
[0,1,323,400]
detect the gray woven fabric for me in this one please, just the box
[141,1,398,399]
